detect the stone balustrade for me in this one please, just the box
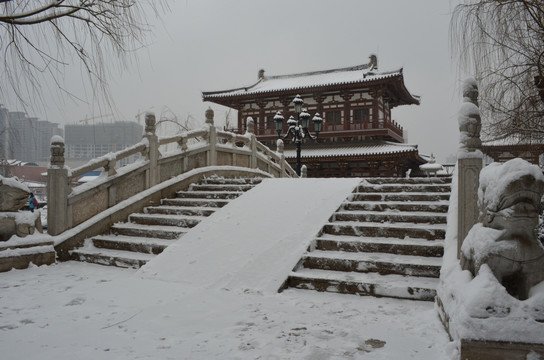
[47,109,296,236]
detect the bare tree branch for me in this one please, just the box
[452,0,544,143]
[0,0,170,114]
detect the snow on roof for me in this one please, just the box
[482,134,544,147]
[282,142,418,159]
[203,64,412,99]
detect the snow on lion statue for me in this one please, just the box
[461,158,544,300]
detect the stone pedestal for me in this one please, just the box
[47,167,70,235]
[457,156,482,258]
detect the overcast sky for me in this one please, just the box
[5,0,462,162]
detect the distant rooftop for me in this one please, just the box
[202,55,420,106]
[282,141,420,160]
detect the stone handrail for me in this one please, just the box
[47,109,295,236]
[71,142,148,178]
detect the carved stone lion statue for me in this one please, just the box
[461,158,544,300]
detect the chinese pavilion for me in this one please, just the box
[482,136,544,165]
[202,55,427,177]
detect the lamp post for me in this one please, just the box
[273,94,323,176]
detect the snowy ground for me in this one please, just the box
[0,263,452,360]
[0,178,454,359]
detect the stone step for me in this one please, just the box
[363,177,451,185]
[356,184,450,193]
[342,201,449,213]
[287,268,438,301]
[189,183,255,192]
[314,235,444,257]
[91,235,173,254]
[70,247,154,268]
[161,198,229,208]
[351,192,450,202]
[175,190,243,200]
[128,213,205,228]
[301,250,442,278]
[331,211,447,224]
[201,177,263,185]
[145,205,216,217]
[0,244,56,272]
[111,223,188,239]
[322,222,446,240]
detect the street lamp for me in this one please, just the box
[273,94,323,176]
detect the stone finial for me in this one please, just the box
[246,117,255,134]
[301,165,308,178]
[277,139,284,154]
[205,107,214,125]
[459,78,482,153]
[258,69,265,79]
[145,112,156,134]
[463,77,479,106]
[369,54,378,70]
[50,135,65,167]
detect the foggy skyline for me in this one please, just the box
[3,0,460,162]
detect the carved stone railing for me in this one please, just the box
[47,109,296,236]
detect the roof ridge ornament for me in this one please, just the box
[369,54,378,71]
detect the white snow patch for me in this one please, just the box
[140,177,362,294]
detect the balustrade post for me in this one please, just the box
[457,78,484,258]
[246,117,257,169]
[145,113,160,188]
[277,139,285,177]
[301,165,308,178]
[205,108,217,166]
[47,136,71,235]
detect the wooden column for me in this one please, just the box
[313,93,325,119]
[341,91,353,131]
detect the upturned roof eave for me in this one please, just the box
[202,72,419,106]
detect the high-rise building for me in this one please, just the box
[64,122,143,166]
[0,108,62,162]
[10,112,63,162]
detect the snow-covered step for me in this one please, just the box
[70,247,155,268]
[351,192,450,202]
[91,235,173,254]
[160,198,229,208]
[70,176,263,269]
[331,210,447,224]
[145,205,217,217]
[301,250,442,278]
[287,268,439,301]
[364,177,451,185]
[189,183,255,192]
[322,221,446,240]
[111,223,188,239]
[201,177,263,185]
[342,201,449,213]
[285,176,450,301]
[314,235,444,257]
[0,242,56,272]
[356,183,451,193]
[129,213,206,228]
[175,190,243,200]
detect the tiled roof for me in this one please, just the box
[282,142,419,160]
[203,64,410,99]
[482,135,544,147]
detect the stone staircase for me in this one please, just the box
[70,177,262,268]
[285,177,450,301]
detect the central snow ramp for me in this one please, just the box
[139,178,361,294]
